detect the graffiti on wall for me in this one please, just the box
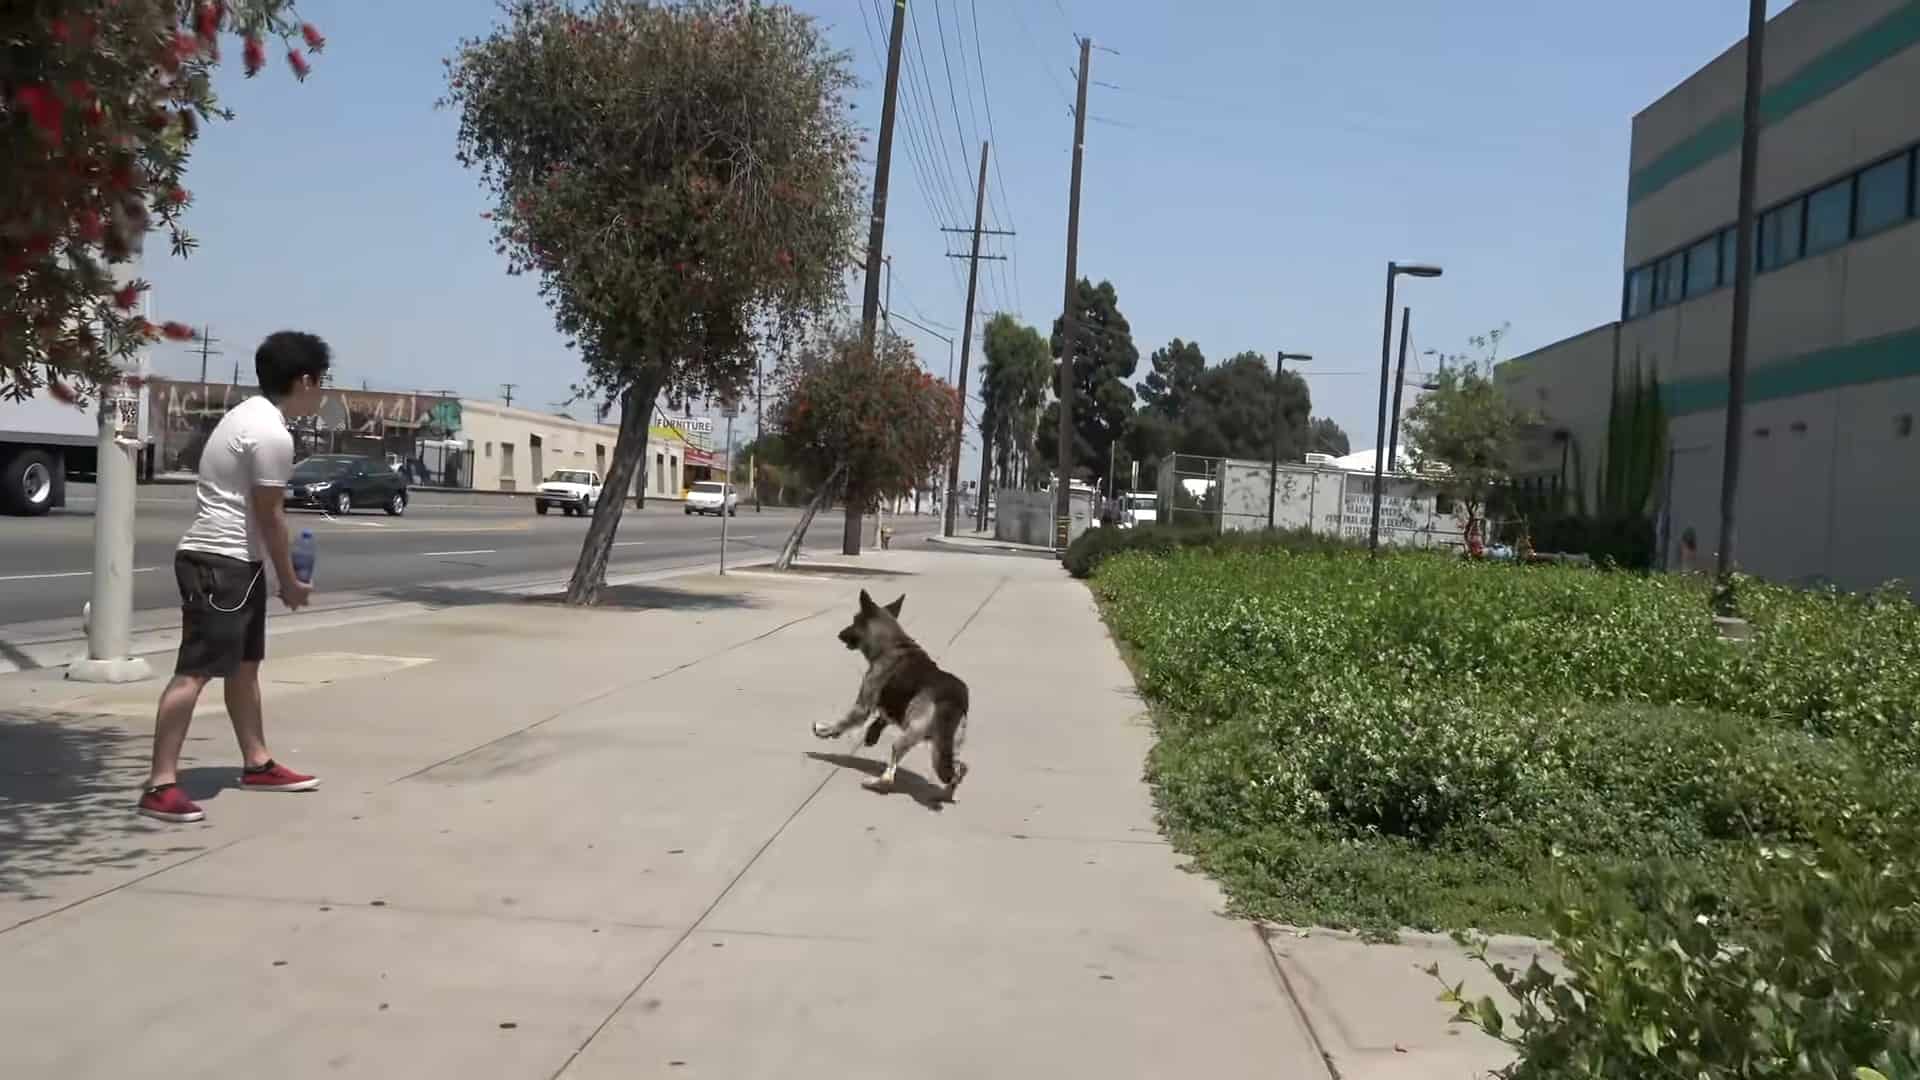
[148,378,461,473]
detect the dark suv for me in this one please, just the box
[287,455,409,516]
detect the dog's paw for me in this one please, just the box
[862,775,895,793]
[810,722,838,739]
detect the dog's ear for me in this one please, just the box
[858,589,878,615]
[884,594,905,617]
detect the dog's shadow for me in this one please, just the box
[805,752,951,812]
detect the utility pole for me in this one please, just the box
[846,0,908,556]
[194,327,221,388]
[1054,35,1092,549]
[943,142,1011,539]
[1715,0,1768,627]
[501,383,517,408]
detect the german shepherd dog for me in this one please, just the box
[812,590,971,800]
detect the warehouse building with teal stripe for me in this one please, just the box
[1501,0,1920,590]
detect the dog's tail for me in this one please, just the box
[930,674,970,786]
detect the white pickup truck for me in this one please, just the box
[533,469,603,517]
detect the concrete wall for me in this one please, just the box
[1497,323,1622,503]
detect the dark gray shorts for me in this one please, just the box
[173,551,267,677]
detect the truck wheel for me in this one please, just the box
[535,501,549,516]
[1,449,57,516]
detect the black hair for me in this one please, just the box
[255,331,332,400]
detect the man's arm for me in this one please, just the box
[249,428,308,609]
[249,485,300,588]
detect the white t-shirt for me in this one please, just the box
[177,396,294,563]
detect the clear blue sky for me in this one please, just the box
[144,0,1792,470]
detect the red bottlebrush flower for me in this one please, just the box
[286,48,311,80]
[195,3,219,43]
[143,111,169,132]
[776,250,792,266]
[160,321,195,342]
[2,253,27,277]
[107,159,134,191]
[67,80,94,102]
[15,85,62,138]
[479,211,494,221]
[113,284,141,310]
[166,187,190,206]
[49,379,80,405]
[174,33,199,64]
[51,17,71,44]
[130,318,161,342]
[25,234,54,257]
[301,23,326,51]
[243,35,265,76]
[77,209,105,243]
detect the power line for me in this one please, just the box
[972,0,1022,318]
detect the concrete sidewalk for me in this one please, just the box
[0,547,1515,1079]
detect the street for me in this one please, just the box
[0,485,938,628]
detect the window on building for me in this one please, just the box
[1655,251,1685,308]
[1855,152,1912,236]
[1624,266,1653,318]
[484,442,493,458]
[1804,178,1852,255]
[1758,198,1804,270]
[1684,234,1720,298]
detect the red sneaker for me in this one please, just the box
[137,784,205,823]
[240,760,319,793]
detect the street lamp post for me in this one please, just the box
[1385,307,1414,489]
[1269,351,1312,529]
[1371,261,1442,554]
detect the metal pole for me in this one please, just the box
[719,409,734,575]
[945,142,991,539]
[1369,266,1399,554]
[1268,353,1286,530]
[1386,306,1413,489]
[1715,0,1768,620]
[70,251,152,684]
[1055,36,1092,539]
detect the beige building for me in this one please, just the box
[457,400,688,498]
[1501,0,1920,590]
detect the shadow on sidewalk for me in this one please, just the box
[805,751,949,812]
[367,581,763,613]
[0,709,209,902]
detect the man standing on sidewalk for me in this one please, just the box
[137,332,331,823]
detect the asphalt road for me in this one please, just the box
[0,485,937,626]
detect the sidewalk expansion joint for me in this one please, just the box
[0,838,242,939]
[1255,922,1343,1080]
[546,762,842,1080]
[946,576,1008,648]
[396,603,837,785]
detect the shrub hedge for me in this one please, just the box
[1092,548,1920,934]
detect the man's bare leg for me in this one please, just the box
[146,674,211,788]
[224,661,272,769]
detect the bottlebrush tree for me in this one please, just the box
[769,325,959,569]
[444,0,863,604]
[2,0,324,401]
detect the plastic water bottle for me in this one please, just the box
[291,529,317,585]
